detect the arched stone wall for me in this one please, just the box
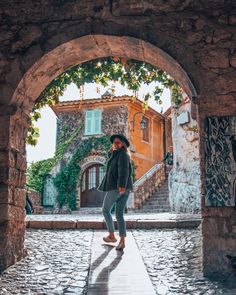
[0,1,236,277]
[10,35,197,113]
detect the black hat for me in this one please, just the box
[110,134,130,147]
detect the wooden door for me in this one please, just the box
[80,164,106,207]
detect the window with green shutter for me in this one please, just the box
[85,109,102,135]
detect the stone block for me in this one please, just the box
[0,204,25,224]
[29,220,52,229]
[52,220,76,229]
[126,220,138,229]
[177,111,190,125]
[76,221,104,229]
[0,212,26,273]
[201,217,220,237]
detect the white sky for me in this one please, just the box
[26,82,171,164]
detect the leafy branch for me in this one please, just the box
[28,57,182,145]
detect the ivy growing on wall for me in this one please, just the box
[53,136,138,209]
[26,125,83,192]
[28,57,183,146]
[53,136,111,209]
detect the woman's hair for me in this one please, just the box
[121,141,131,158]
[110,138,131,158]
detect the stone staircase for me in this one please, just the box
[137,179,171,213]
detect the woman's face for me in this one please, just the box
[113,137,124,150]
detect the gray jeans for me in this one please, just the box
[102,189,130,237]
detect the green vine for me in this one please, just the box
[28,57,183,146]
[26,125,83,192]
[53,136,111,209]
[53,136,138,209]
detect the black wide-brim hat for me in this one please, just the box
[110,134,130,147]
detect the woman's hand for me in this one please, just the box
[109,144,114,153]
[118,187,126,194]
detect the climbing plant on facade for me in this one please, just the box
[28,57,183,145]
[26,125,83,192]
[53,136,110,209]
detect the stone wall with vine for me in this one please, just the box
[33,103,133,209]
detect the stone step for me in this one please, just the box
[153,190,169,195]
[147,196,168,201]
[146,198,169,203]
[142,203,171,208]
[137,179,170,213]
[146,195,169,200]
[138,209,171,213]
[141,207,171,211]
[144,204,170,208]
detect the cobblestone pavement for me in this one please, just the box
[1,228,235,295]
[0,230,93,295]
[132,229,236,295]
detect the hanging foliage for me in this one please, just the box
[28,57,182,146]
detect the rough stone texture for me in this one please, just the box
[0,229,92,294]
[27,190,43,214]
[133,163,166,209]
[133,229,236,294]
[168,98,201,213]
[0,109,29,273]
[0,0,235,277]
[55,102,128,158]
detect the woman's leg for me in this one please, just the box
[115,191,129,247]
[102,190,121,238]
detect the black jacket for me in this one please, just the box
[98,148,133,192]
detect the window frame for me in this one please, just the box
[142,117,150,142]
[84,109,102,135]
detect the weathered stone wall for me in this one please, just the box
[199,94,236,278]
[55,104,128,161]
[0,107,28,273]
[168,99,200,213]
[27,190,43,214]
[0,0,236,277]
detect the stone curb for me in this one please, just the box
[26,219,201,229]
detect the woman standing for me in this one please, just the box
[98,134,133,250]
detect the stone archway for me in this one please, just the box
[0,18,235,279]
[0,34,197,273]
[10,35,197,113]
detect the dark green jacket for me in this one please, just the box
[98,148,133,192]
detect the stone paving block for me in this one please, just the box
[176,219,201,228]
[136,220,177,229]
[76,220,104,229]
[52,220,76,229]
[29,220,52,229]
[126,220,138,229]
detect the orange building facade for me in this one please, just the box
[48,94,171,208]
[53,95,169,180]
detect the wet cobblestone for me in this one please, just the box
[132,229,236,295]
[0,230,93,295]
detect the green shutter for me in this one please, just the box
[85,110,93,135]
[94,110,101,134]
[85,109,101,135]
